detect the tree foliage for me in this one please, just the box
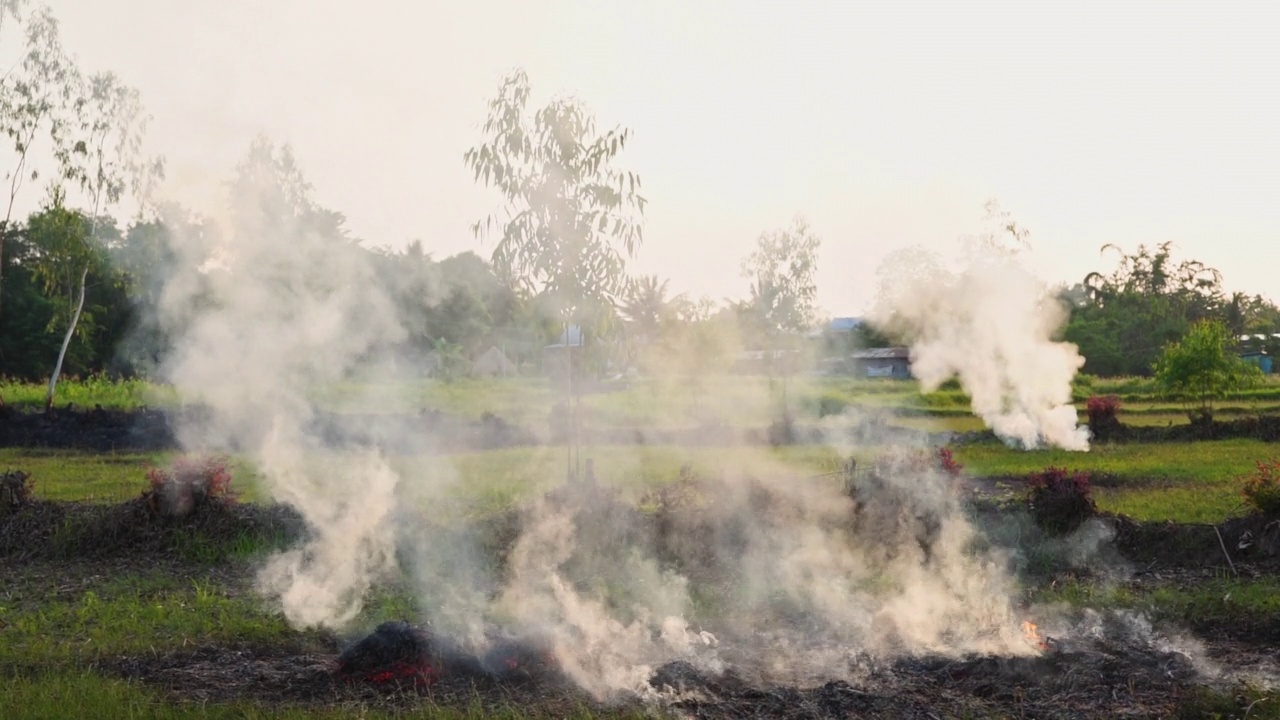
[1152,319,1262,422]
[0,5,80,317]
[1063,242,1235,376]
[740,215,821,342]
[463,69,646,330]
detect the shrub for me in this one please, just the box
[145,454,236,519]
[937,447,963,476]
[1086,394,1122,440]
[1242,460,1280,517]
[1026,467,1095,535]
[1,470,33,509]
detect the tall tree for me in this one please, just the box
[620,275,673,343]
[463,69,645,333]
[0,0,28,35]
[43,71,160,410]
[0,5,79,320]
[25,195,114,386]
[740,215,821,415]
[464,69,645,478]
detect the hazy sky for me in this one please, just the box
[21,1,1280,314]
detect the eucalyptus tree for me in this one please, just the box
[41,71,160,410]
[740,215,821,416]
[464,69,645,478]
[0,5,79,319]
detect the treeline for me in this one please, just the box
[1059,243,1280,377]
[0,203,558,381]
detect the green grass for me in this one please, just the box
[0,573,303,668]
[1,449,265,505]
[394,444,849,517]
[955,439,1273,485]
[1,376,176,410]
[955,439,1276,523]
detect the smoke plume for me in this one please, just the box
[151,144,1045,699]
[870,233,1089,450]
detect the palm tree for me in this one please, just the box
[620,275,672,346]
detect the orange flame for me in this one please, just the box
[1022,620,1048,651]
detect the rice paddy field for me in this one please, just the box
[5,374,1280,718]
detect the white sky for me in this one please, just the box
[15,0,1280,314]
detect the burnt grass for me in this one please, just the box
[0,406,943,453]
[5,478,1280,718]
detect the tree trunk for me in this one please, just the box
[45,266,89,414]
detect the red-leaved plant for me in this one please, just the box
[937,447,963,477]
[1086,395,1122,439]
[1242,460,1280,517]
[1026,467,1095,534]
[145,454,236,518]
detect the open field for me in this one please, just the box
[12,373,1280,430]
[5,377,1280,717]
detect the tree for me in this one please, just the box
[740,215,821,415]
[42,71,160,411]
[25,195,114,385]
[464,69,645,333]
[0,5,80,320]
[0,0,28,35]
[464,69,646,479]
[1152,319,1261,424]
[1065,242,1225,376]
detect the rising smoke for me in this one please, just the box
[151,143,1050,701]
[870,211,1090,451]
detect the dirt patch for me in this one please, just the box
[98,624,1273,720]
[0,406,175,452]
[104,646,609,716]
[1110,513,1280,573]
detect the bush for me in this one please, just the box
[1242,460,1280,517]
[1026,467,1095,535]
[1,470,33,509]
[144,455,236,519]
[1086,395,1122,440]
[937,447,963,476]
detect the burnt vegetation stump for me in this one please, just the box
[1,470,34,510]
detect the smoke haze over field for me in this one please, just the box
[150,139,1045,694]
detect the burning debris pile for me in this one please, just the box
[335,621,560,688]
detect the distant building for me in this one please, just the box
[851,347,912,379]
[1241,351,1273,374]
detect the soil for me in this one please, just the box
[0,406,946,453]
[93,627,1278,719]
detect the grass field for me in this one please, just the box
[6,375,1280,717]
[12,372,1280,426]
[6,437,1271,526]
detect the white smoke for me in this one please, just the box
[870,221,1089,450]
[150,146,1045,698]
[156,138,408,628]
